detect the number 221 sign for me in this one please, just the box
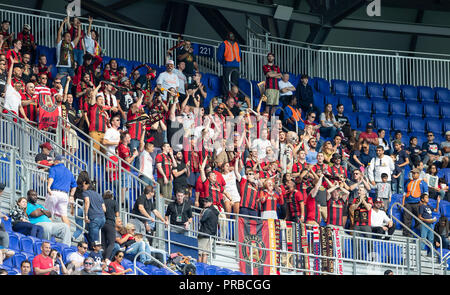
[192,44,214,58]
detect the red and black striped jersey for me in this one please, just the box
[88,104,107,133]
[21,92,39,122]
[127,109,143,140]
[155,153,172,179]
[331,165,347,178]
[259,191,283,212]
[239,178,259,211]
[201,179,224,208]
[303,189,321,224]
[327,198,347,226]
[284,189,304,219]
[262,64,280,90]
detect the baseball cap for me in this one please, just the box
[411,168,420,174]
[446,131,450,136]
[366,122,374,129]
[93,241,102,247]
[0,183,5,191]
[23,24,31,30]
[167,60,174,65]
[54,154,63,161]
[40,142,53,150]
[374,197,383,203]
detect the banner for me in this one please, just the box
[333,227,344,275]
[238,217,273,275]
[38,93,58,130]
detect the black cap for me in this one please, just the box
[0,183,5,191]
[374,197,383,203]
[366,122,374,129]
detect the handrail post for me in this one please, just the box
[9,149,16,206]
[155,181,165,251]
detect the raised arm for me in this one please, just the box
[56,17,68,44]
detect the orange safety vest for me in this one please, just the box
[287,105,302,122]
[223,40,241,63]
[406,179,422,199]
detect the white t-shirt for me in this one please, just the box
[4,84,22,114]
[156,71,179,101]
[68,251,85,272]
[278,80,294,96]
[103,128,121,156]
[84,35,96,56]
[173,69,187,95]
[370,209,392,228]
[56,41,75,68]
[139,150,154,181]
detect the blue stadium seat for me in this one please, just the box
[2,217,12,232]
[391,117,409,133]
[313,92,325,110]
[441,104,450,119]
[384,84,401,100]
[20,237,37,255]
[346,113,357,128]
[331,79,349,96]
[409,118,426,134]
[8,233,21,252]
[406,101,423,118]
[355,99,372,114]
[418,86,435,103]
[444,121,450,133]
[357,114,372,129]
[316,78,331,95]
[324,95,339,107]
[216,268,233,275]
[373,115,391,131]
[349,81,366,97]
[401,85,418,101]
[372,99,389,115]
[366,82,384,99]
[390,101,406,117]
[62,247,76,264]
[423,104,441,119]
[427,119,443,135]
[435,87,450,104]
[238,79,252,97]
[337,95,353,112]
[205,265,220,275]
[12,253,27,268]
[309,77,318,89]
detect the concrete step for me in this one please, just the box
[212,245,240,271]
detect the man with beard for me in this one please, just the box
[156,60,179,102]
[20,81,39,124]
[263,52,282,115]
[283,178,305,223]
[25,189,71,246]
[17,24,36,56]
[234,156,261,217]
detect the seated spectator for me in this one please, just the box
[335,104,351,139]
[283,95,304,132]
[370,198,395,240]
[358,122,378,146]
[49,248,68,275]
[32,241,59,275]
[422,131,449,169]
[407,136,423,164]
[26,189,71,246]
[418,193,440,255]
[434,216,450,250]
[19,260,32,276]
[426,164,447,200]
[352,140,375,171]
[441,131,450,159]
[9,197,44,239]
[390,130,406,151]
[319,103,340,140]
[0,184,14,263]
[35,142,54,168]
[165,189,193,235]
[74,257,97,275]
[377,129,390,155]
[67,242,88,273]
[89,241,104,267]
[107,250,132,275]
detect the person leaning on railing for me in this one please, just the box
[197,196,219,264]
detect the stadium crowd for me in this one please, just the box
[0,13,450,275]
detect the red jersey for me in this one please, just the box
[155,153,172,179]
[352,197,373,226]
[331,165,347,178]
[304,189,321,224]
[88,104,108,133]
[107,155,119,181]
[201,179,224,208]
[32,254,54,275]
[127,110,144,141]
[103,69,119,83]
[21,92,39,122]
[327,198,347,226]
[262,64,280,90]
[284,189,304,219]
[259,191,283,212]
[117,143,131,171]
[6,49,22,69]
[239,178,259,211]
[108,261,126,274]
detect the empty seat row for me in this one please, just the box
[373,115,448,136]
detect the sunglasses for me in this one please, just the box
[84,262,93,265]
[80,246,88,249]
[118,255,124,258]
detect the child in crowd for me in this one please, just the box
[376,173,392,212]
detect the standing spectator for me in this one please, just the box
[46,154,77,227]
[107,251,132,275]
[101,191,119,261]
[0,20,12,51]
[72,171,89,241]
[283,178,305,223]
[370,198,395,240]
[165,189,193,235]
[19,260,32,276]
[35,142,54,168]
[130,185,168,238]
[17,24,36,57]
[117,131,139,204]
[350,186,373,237]
[156,143,176,200]
[3,56,23,116]
[32,241,59,275]
[418,194,440,255]
[296,74,317,114]
[20,81,39,124]
[392,140,410,194]
[84,16,102,58]
[9,197,44,239]
[55,16,81,88]
[335,104,351,138]
[6,39,23,68]
[176,40,198,77]
[234,159,260,217]
[326,179,349,229]
[139,141,155,186]
[217,32,241,95]
[278,72,296,108]
[126,92,145,169]
[26,190,72,245]
[367,145,395,201]
[156,60,179,102]
[197,197,219,264]
[82,178,106,247]
[0,57,7,95]
[263,52,282,115]
[402,168,429,237]
[173,61,187,101]
[37,55,52,81]
[102,114,121,156]
[67,16,85,67]
[87,83,108,154]
[0,184,12,259]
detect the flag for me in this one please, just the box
[38,93,58,130]
[238,217,274,275]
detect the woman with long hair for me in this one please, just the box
[72,171,90,241]
[319,103,340,139]
[107,250,133,275]
[258,178,283,220]
[9,197,44,239]
[221,162,241,214]
[434,216,450,250]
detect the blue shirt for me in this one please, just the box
[26,203,51,224]
[419,203,434,220]
[48,163,77,193]
[306,150,318,165]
